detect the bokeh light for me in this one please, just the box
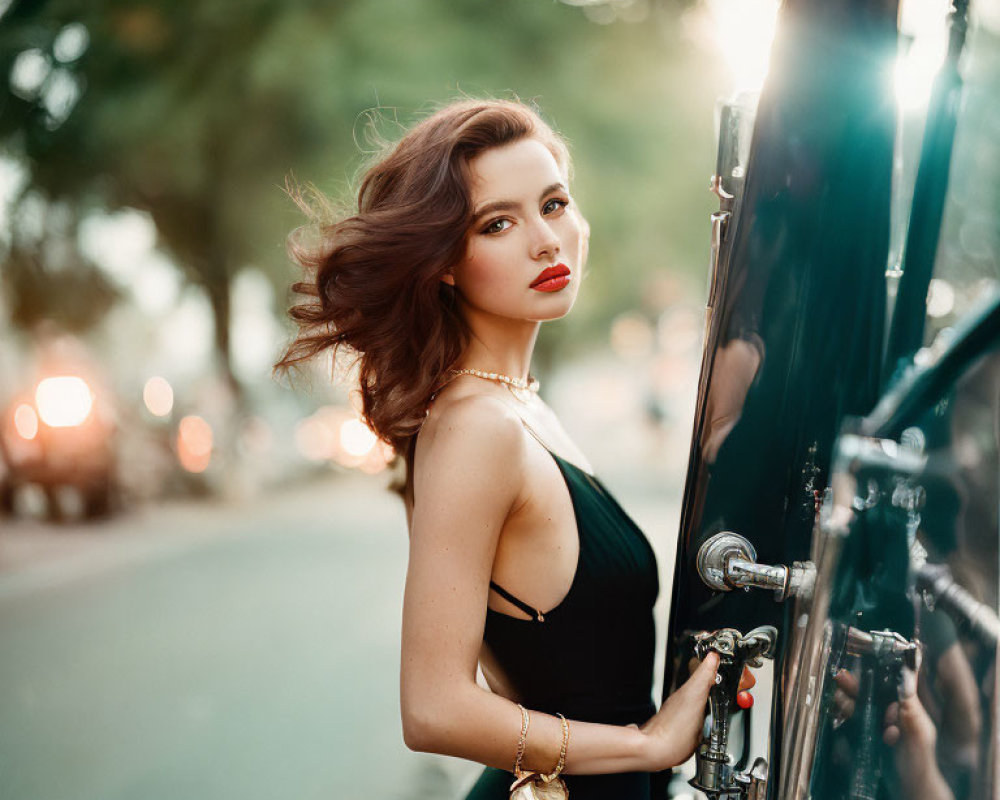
[295,414,338,462]
[292,408,393,473]
[895,0,949,112]
[339,418,377,458]
[610,311,654,361]
[926,278,955,318]
[13,403,39,440]
[35,376,93,427]
[701,0,781,95]
[177,415,213,473]
[9,48,49,100]
[143,376,174,417]
[52,22,89,63]
[359,440,396,474]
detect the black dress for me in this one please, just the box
[464,420,660,800]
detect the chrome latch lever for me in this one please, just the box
[688,626,777,800]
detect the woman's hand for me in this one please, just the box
[638,653,721,770]
[831,663,952,800]
[883,668,954,800]
[832,668,859,726]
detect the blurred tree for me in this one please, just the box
[3,220,120,333]
[931,25,1000,311]
[0,0,726,393]
[0,153,119,330]
[1,0,325,396]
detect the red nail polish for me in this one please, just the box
[737,691,753,709]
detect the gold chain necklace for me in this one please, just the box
[450,367,540,395]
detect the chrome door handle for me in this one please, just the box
[697,531,816,602]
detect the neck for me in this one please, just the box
[455,304,541,381]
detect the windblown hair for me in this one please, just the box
[274,98,571,499]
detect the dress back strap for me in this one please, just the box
[489,580,546,622]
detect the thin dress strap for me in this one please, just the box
[516,415,551,452]
[515,413,597,480]
[489,581,546,622]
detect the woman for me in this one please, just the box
[276,99,729,799]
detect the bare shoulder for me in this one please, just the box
[423,390,524,442]
[413,391,527,514]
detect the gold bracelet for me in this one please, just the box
[513,704,530,774]
[543,713,570,780]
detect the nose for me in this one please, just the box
[529,216,560,261]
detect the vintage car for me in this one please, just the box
[660,0,998,798]
[0,370,117,521]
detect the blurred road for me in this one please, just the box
[0,468,680,800]
[0,474,459,800]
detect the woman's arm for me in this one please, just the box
[400,394,720,775]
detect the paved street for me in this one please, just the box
[0,474,452,800]
[0,468,680,800]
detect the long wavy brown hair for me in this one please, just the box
[274,98,571,502]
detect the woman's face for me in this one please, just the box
[443,137,589,323]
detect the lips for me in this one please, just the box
[530,263,571,291]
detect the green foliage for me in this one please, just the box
[934,27,1000,297]
[3,242,120,332]
[0,0,726,372]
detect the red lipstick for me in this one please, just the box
[530,263,571,292]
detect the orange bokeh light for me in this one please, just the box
[177,415,213,473]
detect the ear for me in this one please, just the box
[440,272,456,286]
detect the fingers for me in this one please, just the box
[685,652,720,680]
[648,653,720,770]
[834,668,859,698]
[899,666,917,700]
[685,655,755,696]
[883,724,901,746]
[832,668,859,728]
[897,693,938,750]
[683,652,719,699]
[833,687,856,721]
[883,693,938,752]
[883,701,901,746]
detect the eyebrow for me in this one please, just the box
[471,182,567,223]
